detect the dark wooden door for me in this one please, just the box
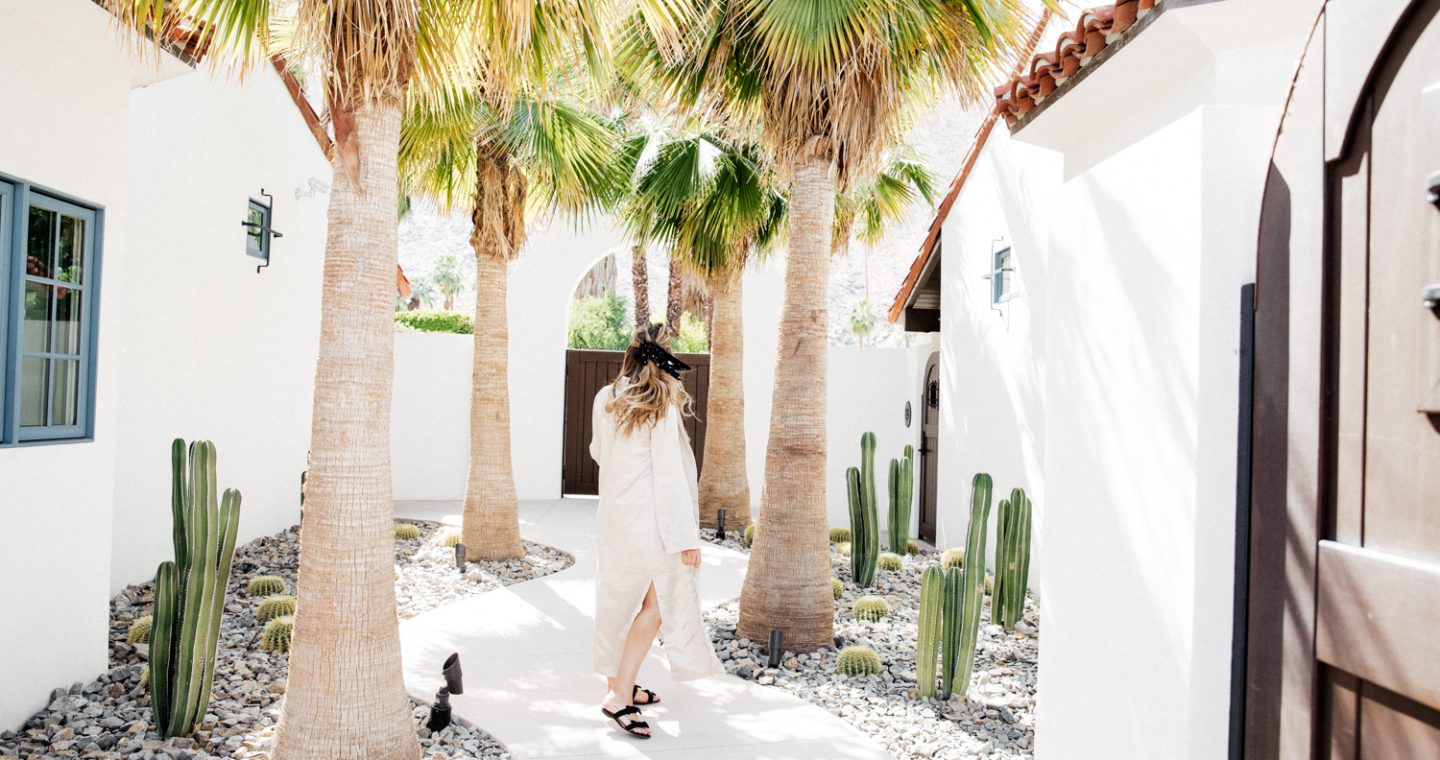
[1250,2,1440,755]
[561,349,710,496]
[918,352,940,544]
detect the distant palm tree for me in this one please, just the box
[431,253,466,311]
[632,245,652,327]
[622,129,786,530]
[833,148,938,259]
[109,0,480,756]
[621,0,1035,650]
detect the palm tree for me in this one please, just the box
[621,0,1034,649]
[399,12,639,560]
[623,130,786,530]
[431,253,467,310]
[109,1,478,756]
[632,245,652,327]
[833,148,938,259]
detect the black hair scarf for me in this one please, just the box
[636,339,691,379]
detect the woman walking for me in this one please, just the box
[589,324,724,739]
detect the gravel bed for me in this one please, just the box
[704,544,1040,760]
[700,527,750,553]
[4,520,571,759]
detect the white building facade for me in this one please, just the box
[890,1,1322,757]
[0,0,330,728]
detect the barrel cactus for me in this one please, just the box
[127,615,153,646]
[887,445,914,553]
[836,645,882,676]
[993,488,1034,629]
[261,615,294,654]
[743,523,756,547]
[148,439,242,738]
[906,539,921,556]
[941,548,965,570]
[442,531,461,548]
[832,578,844,600]
[255,595,296,622]
[245,575,286,597]
[916,566,945,698]
[836,541,851,557]
[877,552,904,571]
[853,595,891,622]
[829,527,852,543]
[395,523,422,541]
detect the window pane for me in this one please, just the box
[246,203,267,259]
[20,356,49,426]
[53,289,82,355]
[50,359,80,427]
[27,206,56,278]
[57,214,84,284]
[23,280,52,353]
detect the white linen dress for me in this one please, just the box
[589,382,725,681]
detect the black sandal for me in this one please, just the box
[601,704,651,739]
[632,685,661,705]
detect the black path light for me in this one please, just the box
[767,629,783,668]
[425,653,465,731]
[455,543,467,574]
[716,508,727,541]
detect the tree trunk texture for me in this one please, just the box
[632,245,650,328]
[698,273,749,529]
[665,256,684,340]
[270,102,420,760]
[737,156,836,651]
[461,149,526,561]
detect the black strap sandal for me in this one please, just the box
[601,704,651,739]
[632,685,661,705]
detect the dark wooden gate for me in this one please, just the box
[561,349,710,496]
[1249,1,1440,755]
[918,352,940,544]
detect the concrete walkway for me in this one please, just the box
[396,498,893,760]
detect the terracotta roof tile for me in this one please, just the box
[995,0,1162,128]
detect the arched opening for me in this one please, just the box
[560,247,712,496]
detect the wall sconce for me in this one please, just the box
[243,189,285,273]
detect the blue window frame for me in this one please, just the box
[1,172,103,445]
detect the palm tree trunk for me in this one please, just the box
[271,102,420,760]
[632,245,650,328]
[738,155,835,651]
[462,250,523,559]
[665,256,684,339]
[460,149,526,561]
[698,272,748,528]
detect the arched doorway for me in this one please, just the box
[1247,1,1440,754]
[918,351,940,544]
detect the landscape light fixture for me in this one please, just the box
[767,629,783,668]
[716,508,727,541]
[455,543,467,574]
[425,653,465,731]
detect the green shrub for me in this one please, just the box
[829,527,852,543]
[877,552,903,571]
[246,575,286,597]
[853,595,891,622]
[261,615,294,654]
[670,312,709,353]
[256,595,296,622]
[394,310,474,335]
[127,615,153,645]
[395,523,422,541]
[568,292,630,350]
[941,548,965,570]
[836,645,882,676]
[831,578,843,600]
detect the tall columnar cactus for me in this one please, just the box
[994,487,1034,629]
[916,566,945,699]
[847,433,881,587]
[149,439,242,738]
[939,566,965,698]
[887,445,914,553]
[949,473,993,699]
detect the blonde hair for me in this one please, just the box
[605,324,694,435]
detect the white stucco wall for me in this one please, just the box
[392,249,926,540]
[0,0,138,728]
[917,2,1317,755]
[109,60,332,592]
